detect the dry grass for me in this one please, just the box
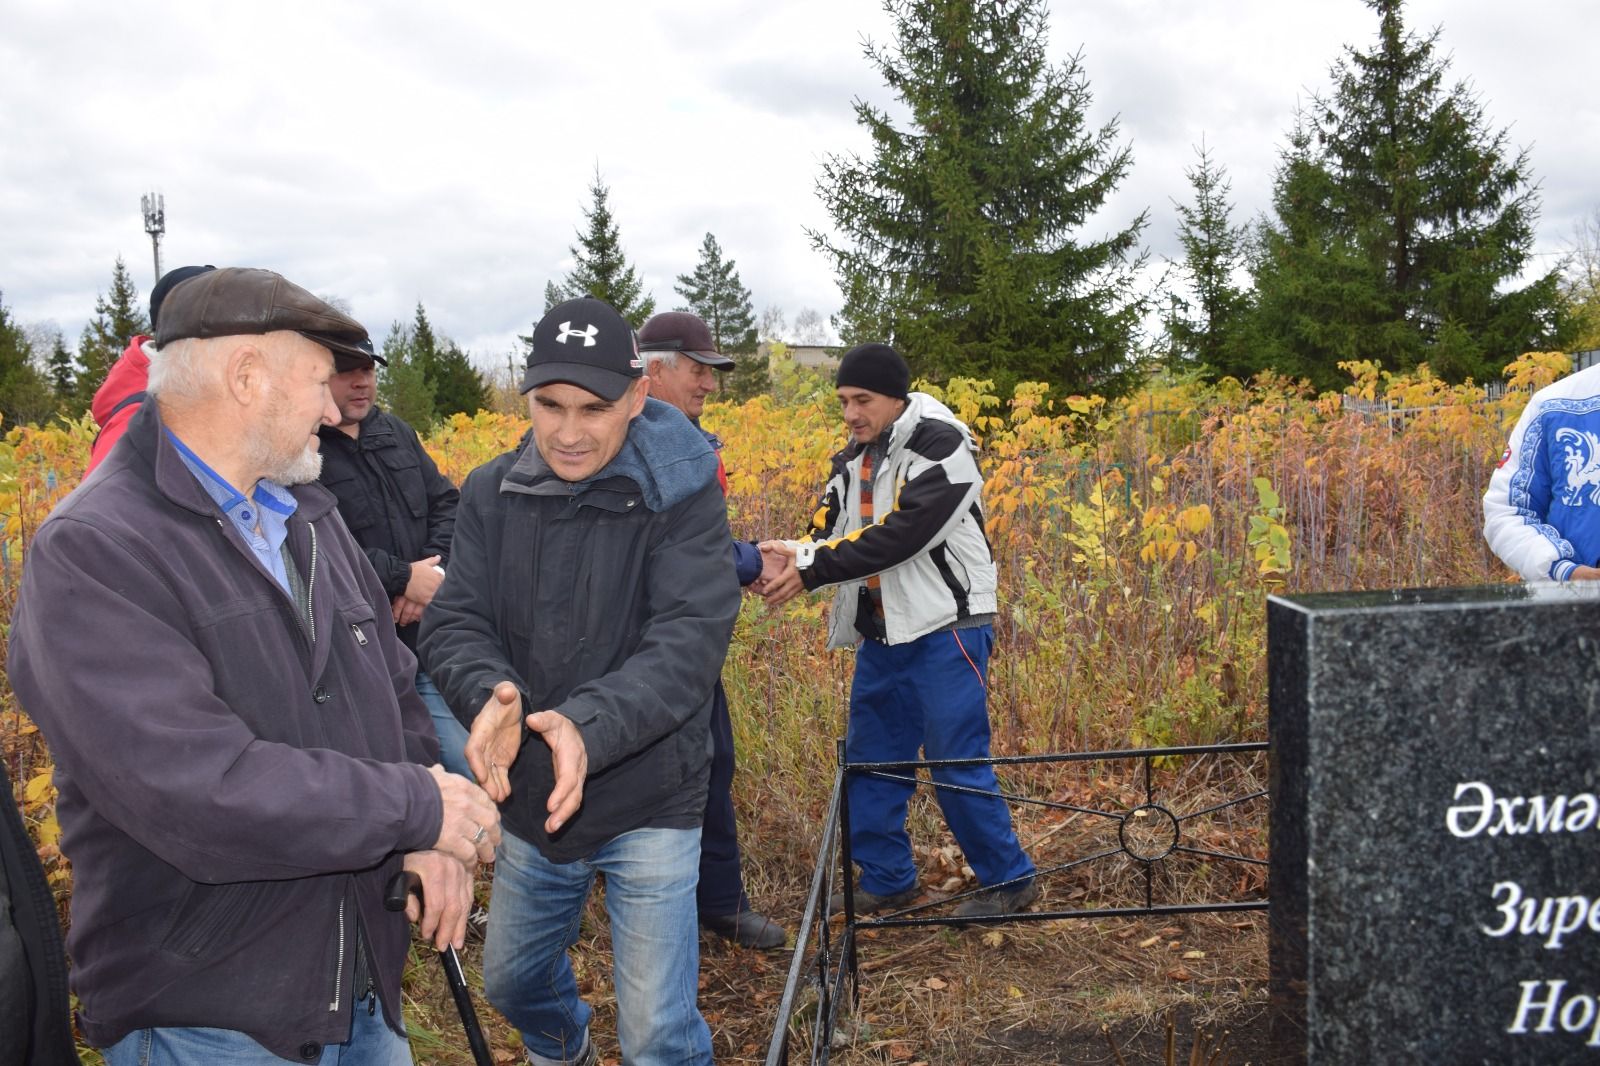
[400,755,1269,1065]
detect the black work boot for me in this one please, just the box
[828,883,920,915]
[700,909,788,949]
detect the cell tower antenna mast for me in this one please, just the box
[141,192,165,282]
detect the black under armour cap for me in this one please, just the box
[521,296,642,401]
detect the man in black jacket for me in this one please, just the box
[420,297,739,1066]
[317,343,467,777]
[1,770,76,1066]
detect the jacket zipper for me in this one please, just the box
[329,892,345,1012]
[306,523,318,646]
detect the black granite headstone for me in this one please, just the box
[1269,585,1600,1065]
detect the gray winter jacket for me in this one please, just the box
[8,402,443,1060]
[796,392,999,648]
[418,398,740,862]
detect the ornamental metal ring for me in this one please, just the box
[1117,802,1180,862]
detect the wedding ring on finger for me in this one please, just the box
[470,823,487,845]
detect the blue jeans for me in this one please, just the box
[846,624,1035,896]
[415,668,471,780]
[103,991,409,1065]
[483,827,711,1066]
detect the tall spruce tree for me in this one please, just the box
[377,320,437,431]
[0,293,56,427]
[811,0,1148,396]
[47,330,76,404]
[430,340,490,418]
[674,233,757,354]
[1248,0,1566,389]
[76,256,150,398]
[551,169,655,326]
[388,304,488,422]
[1165,141,1250,377]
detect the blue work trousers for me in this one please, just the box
[845,624,1035,896]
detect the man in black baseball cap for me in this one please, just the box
[421,297,738,1065]
[520,295,645,402]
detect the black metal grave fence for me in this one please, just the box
[763,740,1269,1066]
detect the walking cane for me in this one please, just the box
[384,869,495,1066]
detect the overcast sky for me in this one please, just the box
[2,0,1594,372]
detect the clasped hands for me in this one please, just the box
[751,540,805,607]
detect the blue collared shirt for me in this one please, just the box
[164,429,299,594]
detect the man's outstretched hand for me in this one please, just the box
[525,710,588,834]
[465,681,523,802]
[757,540,805,607]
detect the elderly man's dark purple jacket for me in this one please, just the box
[8,401,443,1060]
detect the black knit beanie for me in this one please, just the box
[835,343,910,399]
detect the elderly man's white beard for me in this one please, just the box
[246,389,325,486]
[269,445,323,486]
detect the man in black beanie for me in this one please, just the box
[761,342,1038,921]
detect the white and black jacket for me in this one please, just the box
[1484,362,1600,581]
[793,392,998,648]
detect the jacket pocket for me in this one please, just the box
[160,880,275,959]
[327,601,402,760]
[320,469,377,531]
[378,449,428,517]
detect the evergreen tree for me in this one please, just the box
[76,257,149,399]
[406,302,488,419]
[1165,141,1250,377]
[811,0,1148,396]
[551,169,656,327]
[46,329,75,406]
[0,293,56,427]
[429,340,489,419]
[377,320,436,431]
[674,233,757,354]
[1249,0,1566,388]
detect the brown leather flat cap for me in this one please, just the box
[154,267,372,361]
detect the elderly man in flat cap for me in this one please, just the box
[637,310,786,950]
[8,267,501,1065]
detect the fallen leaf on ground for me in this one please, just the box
[1138,935,1161,948]
[1182,950,1206,960]
[924,976,948,990]
[981,930,1005,948]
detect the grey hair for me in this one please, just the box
[148,334,300,401]
[145,337,217,400]
[640,349,679,372]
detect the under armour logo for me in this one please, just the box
[556,322,599,347]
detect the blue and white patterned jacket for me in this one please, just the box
[1484,362,1600,581]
